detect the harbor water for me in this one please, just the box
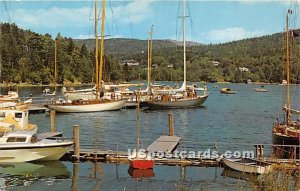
[0,83,296,190]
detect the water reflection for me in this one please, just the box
[128,168,155,179]
[0,161,70,190]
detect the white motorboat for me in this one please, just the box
[0,130,73,162]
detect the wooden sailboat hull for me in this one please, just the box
[272,132,300,158]
[143,95,208,109]
[48,100,126,113]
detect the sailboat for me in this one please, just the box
[143,0,208,109]
[48,0,126,113]
[272,9,300,155]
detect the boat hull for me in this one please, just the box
[143,95,208,109]
[223,158,272,174]
[0,143,72,163]
[272,132,299,158]
[129,159,155,169]
[48,100,126,113]
[255,88,267,92]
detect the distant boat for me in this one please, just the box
[222,157,273,174]
[220,88,236,94]
[0,91,19,102]
[255,85,267,92]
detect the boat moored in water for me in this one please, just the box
[222,157,273,174]
[0,130,73,162]
[220,88,237,94]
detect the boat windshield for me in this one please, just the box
[31,134,38,143]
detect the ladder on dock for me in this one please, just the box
[147,135,181,153]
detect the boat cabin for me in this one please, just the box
[0,130,37,144]
[0,108,37,133]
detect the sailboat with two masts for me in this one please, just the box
[48,0,126,113]
[143,0,208,109]
[272,9,300,151]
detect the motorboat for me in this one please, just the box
[0,130,73,162]
[220,87,237,94]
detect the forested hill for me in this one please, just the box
[74,38,202,56]
[0,22,298,84]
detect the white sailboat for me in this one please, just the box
[143,0,208,109]
[48,0,126,113]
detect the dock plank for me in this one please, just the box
[147,135,181,153]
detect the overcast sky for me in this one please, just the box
[0,0,297,44]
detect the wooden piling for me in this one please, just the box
[73,125,80,162]
[50,110,56,132]
[255,144,264,158]
[168,113,174,136]
[71,163,79,191]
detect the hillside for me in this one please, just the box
[74,38,202,55]
[0,22,298,84]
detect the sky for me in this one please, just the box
[0,0,298,44]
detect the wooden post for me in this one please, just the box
[50,110,56,132]
[71,163,79,191]
[260,145,264,158]
[168,113,174,136]
[255,144,259,158]
[73,125,80,162]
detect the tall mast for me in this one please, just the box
[147,25,153,96]
[54,39,58,98]
[182,0,186,90]
[94,0,99,99]
[99,0,106,94]
[286,9,292,124]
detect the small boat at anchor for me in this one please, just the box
[255,85,267,92]
[222,157,273,174]
[220,88,237,94]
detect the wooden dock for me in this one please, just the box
[28,104,47,114]
[147,135,181,153]
[62,148,220,167]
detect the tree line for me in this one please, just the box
[1,23,299,85]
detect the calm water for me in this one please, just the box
[0,83,298,190]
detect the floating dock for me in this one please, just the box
[147,135,181,153]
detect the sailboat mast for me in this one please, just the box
[147,25,153,96]
[54,39,58,98]
[94,0,99,99]
[182,0,186,90]
[136,93,141,159]
[286,9,292,124]
[99,0,106,94]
